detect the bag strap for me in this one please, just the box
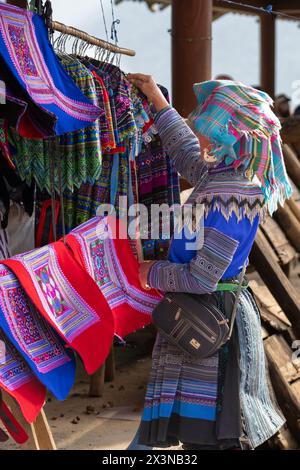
[227,261,247,340]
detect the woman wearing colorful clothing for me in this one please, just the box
[126,74,290,450]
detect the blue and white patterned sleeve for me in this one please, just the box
[154,106,208,187]
[147,227,239,294]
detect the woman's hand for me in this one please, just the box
[127,73,169,113]
[139,261,156,290]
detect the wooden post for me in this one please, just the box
[250,228,300,337]
[2,392,56,450]
[104,346,115,383]
[283,144,300,188]
[260,13,276,97]
[264,336,300,441]
[274,205,300,253]
[89,364,106,397]
[172,0,212,116]
[287,198,300,224]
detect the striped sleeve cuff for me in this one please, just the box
[154,105,172,124]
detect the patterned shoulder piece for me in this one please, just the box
[3,241,114,375]
[66,216,162,340]
[0,327,46,423]
[0,265,76,400]
[194,169,267,224]
[0,4,100,137]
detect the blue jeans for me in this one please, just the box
[127,423,153,451]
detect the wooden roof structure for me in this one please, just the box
[116,0,300,18]
[115,0,300,116]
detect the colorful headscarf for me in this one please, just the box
[188,80,292,215]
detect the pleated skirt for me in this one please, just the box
[138,289,285,449]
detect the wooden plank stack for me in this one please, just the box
[178,123,300,448]
[247,124,300,449]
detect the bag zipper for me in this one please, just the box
[165,295,221,337]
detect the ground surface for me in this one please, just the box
[1,327,179,451]
[2,269,300,451]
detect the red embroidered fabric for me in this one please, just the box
[0,328,46,423]
[3,240,114,375]
[66,216,162,339]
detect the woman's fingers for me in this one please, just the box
[139,261,155,290]
[128,73,151,82]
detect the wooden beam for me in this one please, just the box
[274,205,300,253]
[172,0,213,116]
[250,228,300,337]
[260,13,276,97]
[213,0,269,15]
[283,144,300,188]
[89,364,105,397]
[6,0,27,8]
[271,0,300,13]
[2,393,56,450]
[264,335,300,442]
[32,410,57,450]
[104,346,115,383]
[280,117,300,145]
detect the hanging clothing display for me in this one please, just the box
[136,135,180,260]
[0,265,76,400]
[19,64,179,249]
[136,86,180,261]
[66,216,162,339]
[3,240,114,375]
[0,327,46,423]
[0,3,181,430]
[0,4,100,138]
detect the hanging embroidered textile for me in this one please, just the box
[0,265,76,400]
[0,327,46,423]
[0,54,52,139]
[136,136,180,260]
[135,85,180,260]
[3,240,114,375]
[91,69,116,152]
[33,150,113,244]
[0,4,100,137]
[66,216,162,339]
[97,64,136,144]
[9,63,103,194]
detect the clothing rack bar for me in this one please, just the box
[51,20,136,57]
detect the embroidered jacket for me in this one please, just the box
[148,106,264,294]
